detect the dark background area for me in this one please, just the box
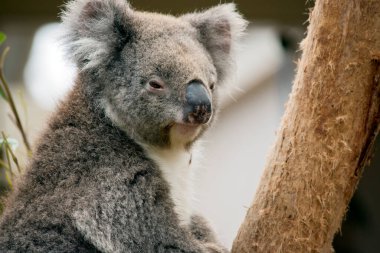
[0,0,312,84]
[1,0,312,24]
[1,1,379,252]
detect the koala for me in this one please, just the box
[0,0,247,252]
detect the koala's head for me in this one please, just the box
[62,0,247,149]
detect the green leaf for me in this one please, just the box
[0,32,6,46]
[0,138,19,151]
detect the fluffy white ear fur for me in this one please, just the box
[61,0,133,70]
[182,4,248,83]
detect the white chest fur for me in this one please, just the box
[143,146,195,226]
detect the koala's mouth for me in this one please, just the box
[172,123,200,135]
[165,122,202,145]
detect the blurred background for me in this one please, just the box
[0,1,379,252]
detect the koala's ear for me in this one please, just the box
[182,4,248,83]
[61,0,134,70]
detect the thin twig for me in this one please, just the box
[0,47,31,152]
[3,169,13,191]
[0,159,10,171]
[3,140,13,177]
[1,132,21,173]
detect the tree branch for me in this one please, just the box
[232,0,380,252]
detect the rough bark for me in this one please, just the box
[232,0,380,252]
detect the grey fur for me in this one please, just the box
[0,0,247,252]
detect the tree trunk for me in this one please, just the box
[232,0,380,252]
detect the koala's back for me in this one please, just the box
[0,85,181,252]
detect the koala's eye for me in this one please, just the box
[147,79,165,92]
[149,80,163,89]
[210,83,215,91]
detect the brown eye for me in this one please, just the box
[210,83,215,90]
[148,79,165,90]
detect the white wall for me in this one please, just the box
[192,26,292,249]
[195,78,281,248]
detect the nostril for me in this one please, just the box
[184,81,212,124]
[184,104,212,124]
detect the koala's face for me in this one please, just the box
[103,15,218,148]
[62,0,247,148]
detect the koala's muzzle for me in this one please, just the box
[184,81,212,124]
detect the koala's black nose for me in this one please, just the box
[184,81,212,124]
